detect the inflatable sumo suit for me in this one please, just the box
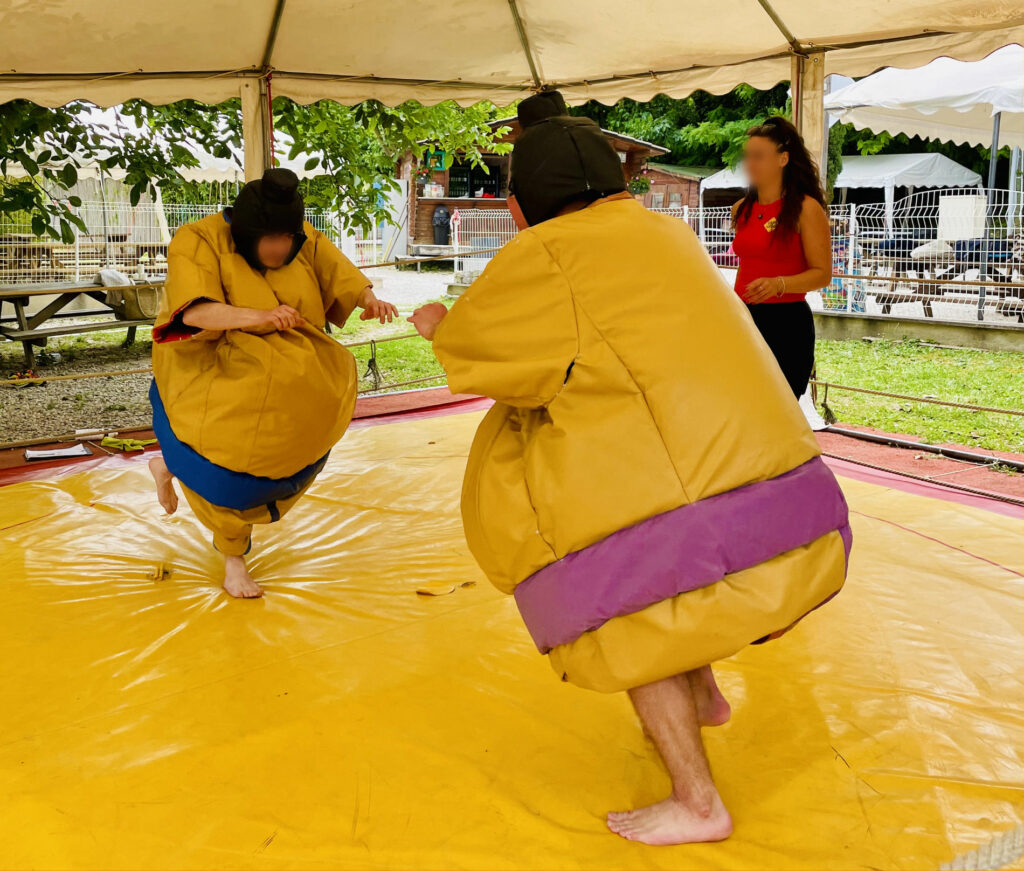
[150,168,370,555]
[432,92,851,693]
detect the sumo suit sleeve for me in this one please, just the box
[432,231,579,408]
[152,225,227,343]
[309,227,373,328]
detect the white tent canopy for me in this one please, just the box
[0,3,1021,180]
[699,152,982,194]
[823,45,1024,149]
[1,2,1020,108]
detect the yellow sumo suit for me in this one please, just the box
[430,114,850,695]
[150,172,370,557]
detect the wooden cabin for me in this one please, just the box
[398,118,669,252]
[637,164,717,210]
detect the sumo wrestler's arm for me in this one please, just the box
[153,225,303,342]
[310,227,399,326]
[181,301,304,332]
[416,232,579,408]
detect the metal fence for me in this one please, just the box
[4,190,1023,324]
[452,192,1023,324]
[450,208,518,276]
[834,188,1022,323]
[0,202,383,285]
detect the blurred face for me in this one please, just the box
[256,232,296,269]
[743,134,789,190]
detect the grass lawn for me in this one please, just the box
[337,297,449,393]
[5,309,1020,454]
[814,339,1023,453]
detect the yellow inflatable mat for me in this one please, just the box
[0,410,1020,869]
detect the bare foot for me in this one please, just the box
[222,555,263,598]
[607,793,733,846]
[688,666,731,727]
[148,457,178,514]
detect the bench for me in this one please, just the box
[0,280,163,367]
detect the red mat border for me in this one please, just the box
[822,456,1022,519]
[1,396,1019,519]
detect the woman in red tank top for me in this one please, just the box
[732,117,833,397]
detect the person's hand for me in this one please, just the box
[250,304,306,332]
[359,297,399,323]
[743,276,785,303]
[409,302,448,340]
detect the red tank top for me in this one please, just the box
[733,199,808,303]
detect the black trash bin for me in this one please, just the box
[432,205,451,245]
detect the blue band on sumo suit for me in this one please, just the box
[149,380,328,511]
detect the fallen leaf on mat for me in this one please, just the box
[416,582,457,596]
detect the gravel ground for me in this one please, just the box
[0,267,454,444]
[364,266,456,310]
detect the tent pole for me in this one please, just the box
[884,183,894,238]
[977,111,1001,320]
[1008,146,1021,235]
[987,112,1002,190]
[791,51,826,173]
[241,79,271,182]
[506,0,542,89]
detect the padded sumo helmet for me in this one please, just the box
[508,90,626,226]
[227,167,307,270]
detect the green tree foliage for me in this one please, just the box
[824,122,847,202]
[0,99,214,242]
[571,84,789,168]
[271,99,510,227]
[1,98,511,236]
[574,82,1000,199]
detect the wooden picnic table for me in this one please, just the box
[0,280,163,367]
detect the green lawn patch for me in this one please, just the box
[814,339,1023,453]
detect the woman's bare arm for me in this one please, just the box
[788,197,833,292]
[181,301,306,332]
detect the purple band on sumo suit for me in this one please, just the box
[514,457,851,653]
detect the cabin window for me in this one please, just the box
[447,161,502,198]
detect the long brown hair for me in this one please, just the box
[734,116,825,237]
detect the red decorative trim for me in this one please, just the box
[152,298,212,343]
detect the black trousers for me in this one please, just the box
[746,300,815,398]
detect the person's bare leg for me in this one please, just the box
[687,665,731,727]
[222,554,263,598]
[148,456,178,514]
[607,676,733,845]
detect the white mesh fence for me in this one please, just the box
[450,208,519,278]
[3,191,1022,325]
[0,202,381,285]
[838,188,1023,323]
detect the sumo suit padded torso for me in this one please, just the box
[151,213,370,553]
[433,197,851,693]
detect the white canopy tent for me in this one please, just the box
[823,45,1024,150]
[0,2,1021,180]
[823,45,1024,230]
